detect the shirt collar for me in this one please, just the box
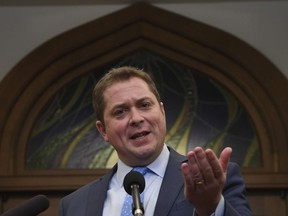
[116,144,170,186]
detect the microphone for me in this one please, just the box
[0,194,49,216]
[123,171,146,216]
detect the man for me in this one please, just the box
[59,66,252,216]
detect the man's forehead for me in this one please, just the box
[105,77,149,92]
[103,80,155,105]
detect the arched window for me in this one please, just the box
[0,3,287,191]
[26,50,260,170]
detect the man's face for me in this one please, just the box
[96,77,166,166]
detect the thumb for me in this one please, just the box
[219,147,232,173]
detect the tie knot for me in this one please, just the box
[132,166,149,175]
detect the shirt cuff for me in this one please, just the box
[193,195,225,216]
[214,195,225,216]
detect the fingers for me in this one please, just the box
[219,147,232,173]
[203,149,221,183]
[184,147,232,185]
[181,161,194,190]
[181,151,203,191]
[193,147,215,185]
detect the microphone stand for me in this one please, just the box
[131,184,144,216]
[123,171,146,216]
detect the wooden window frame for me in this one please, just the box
[0,3,288,191]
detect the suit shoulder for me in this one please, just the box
[62,177,103,202]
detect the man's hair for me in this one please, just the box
[92,66,161,122]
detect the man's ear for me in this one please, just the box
[96,120,109,142]
[160,102,165,115]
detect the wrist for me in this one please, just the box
[195,195,224,216]
[195,197,220,216]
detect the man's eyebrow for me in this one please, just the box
[138,96,153,101]
[111,103,127,110]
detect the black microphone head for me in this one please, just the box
[123,171,145,195]
[1,194,49,216]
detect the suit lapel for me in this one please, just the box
[86,166,117,216]
[154,148,187,216]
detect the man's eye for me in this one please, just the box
[141,102,152,109]
[113,109,126,117]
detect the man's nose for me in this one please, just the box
[129,108,144,126]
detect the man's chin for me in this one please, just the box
[136,147,160,162]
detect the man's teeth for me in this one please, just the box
[132,132,148,139]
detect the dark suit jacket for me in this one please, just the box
[59,148,252,216]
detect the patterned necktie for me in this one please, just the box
[120,167,149,216]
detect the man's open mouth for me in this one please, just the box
[130,131,150,140]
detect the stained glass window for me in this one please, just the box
[27,50,260,169]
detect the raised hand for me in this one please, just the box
[181,147,232,216]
